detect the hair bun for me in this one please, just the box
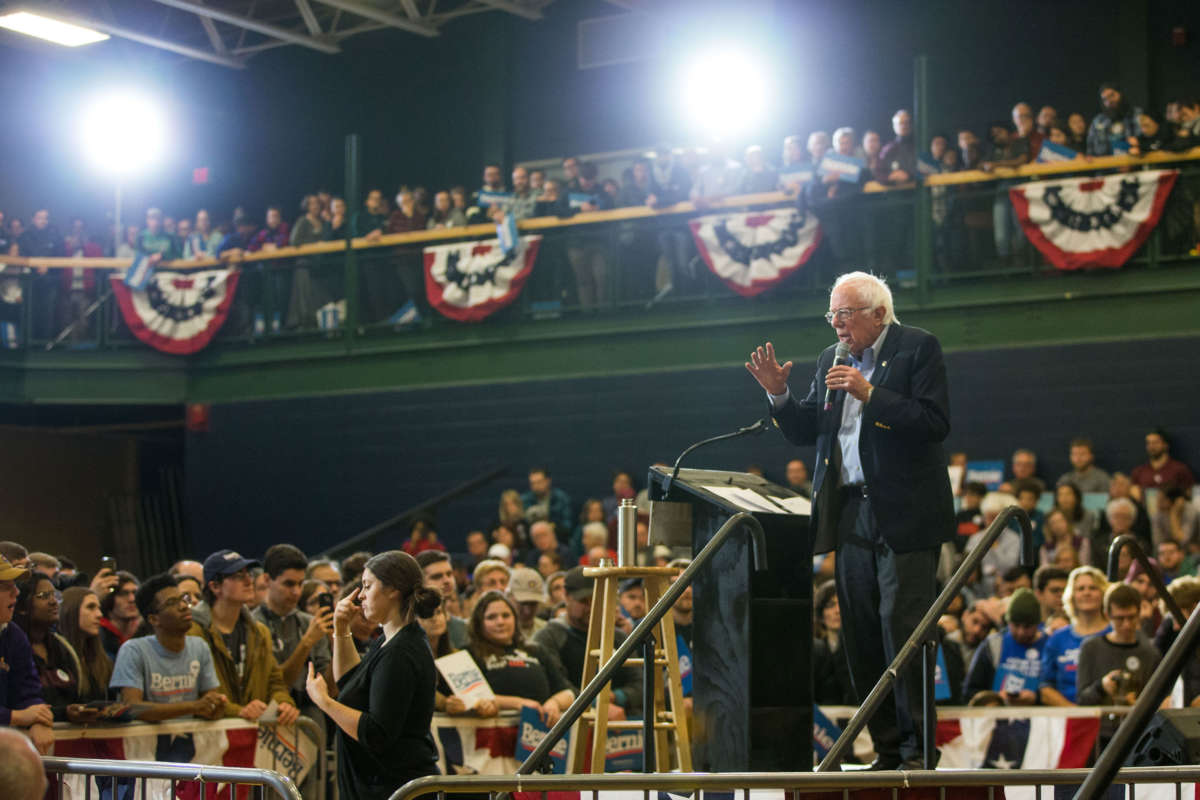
[413,586,443,619]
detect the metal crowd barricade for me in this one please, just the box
[49,715,324,800]
[42,755,301,800]
[388,766,1200,800]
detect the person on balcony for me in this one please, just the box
[1086,83,1142,157]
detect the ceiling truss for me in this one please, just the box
[9,0,554,68]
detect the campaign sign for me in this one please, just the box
[604,726,644,772]
[1037,140,1078,163]
[813,705,842,759]
[779,168,814,189]
[436,651,496,709]
[1111,137,1132,155]
[568,193,597,210]
[934,645,951,701]
[478,190,514,207]
[818,153,866,183]
[917,154,940,176]
[516,706,569,773]
[965,460,1005,490]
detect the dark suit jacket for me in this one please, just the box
[771,323,955,555]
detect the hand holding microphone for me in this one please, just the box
[824,343,873,406]
[823,342,851,410]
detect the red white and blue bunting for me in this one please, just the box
[423,235,542,322]
[688,207,822,296]
[1009,169,1178,270]
[110,268,239,354]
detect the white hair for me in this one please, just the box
[1106,497,1137,522]
[807,131,830,149]
[980,491,1018,519]
[831,271,899,324]
[832,126,855,145]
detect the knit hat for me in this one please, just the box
[1006,588,1041,626]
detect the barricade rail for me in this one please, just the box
[47,715,325,800]
[388,767,1200,800]
[42,755,302,800]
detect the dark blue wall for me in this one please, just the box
[184,335,1200,560]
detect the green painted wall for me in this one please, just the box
[2,266,1198,406]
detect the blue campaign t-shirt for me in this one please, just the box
[1038,624,1111,702]
[110,636,220,706]
[992,631,1047,694]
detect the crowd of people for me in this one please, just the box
[2,85,1198,344]
[1,427,1196,790]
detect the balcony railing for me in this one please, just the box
[1,147,1198,353]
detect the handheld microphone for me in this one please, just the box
[823,341,852,411]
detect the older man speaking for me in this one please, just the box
[746,271,954,769]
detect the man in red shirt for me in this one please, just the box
[1130,429,1195,494]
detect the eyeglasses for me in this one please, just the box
[155,594,193,613]
[824,306,870,324]
[34,590,62,603]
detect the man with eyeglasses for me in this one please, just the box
[1077,583,1161,746]
[189,550,299,725]
[109,572,226,722]
[747,270,954,770]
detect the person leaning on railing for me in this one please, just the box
[57,587,115,706]
[11,573,125,724]
[305,550,441,800]
[109,572,227,722]
[0,556,54,754]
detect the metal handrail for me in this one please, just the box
[817,505,1035,771]
[1106,533,1185,626]
[1074,538,1200,798]
[321,464,507,558]
[42,756,302,800]
[390,766,1200,800]
[516,510,768,773]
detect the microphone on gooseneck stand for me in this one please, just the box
[823,341,852,411]
[661,419,770,499]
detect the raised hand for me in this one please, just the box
[745,342,793,396]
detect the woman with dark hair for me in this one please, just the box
[300,579,330,617]
[305,550,442,800]
[13,574,115,722]
[58,587,114,703]
[419,603,474,715]
[811,580,854,704]
[467,590,573,722]
[1053,483,1097,542]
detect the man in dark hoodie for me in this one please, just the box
[1087,83,1142,156]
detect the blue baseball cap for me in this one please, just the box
[202,549,260,585]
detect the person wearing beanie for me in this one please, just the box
[963,587,1047,705]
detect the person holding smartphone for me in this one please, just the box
[305,551,441,800]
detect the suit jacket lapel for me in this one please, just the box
[871,324,904,386]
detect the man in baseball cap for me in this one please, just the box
[202,550,262,588]
[0,555,54,754]
[532,566,642,717]
[508,566,547,638]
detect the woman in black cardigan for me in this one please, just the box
[306,551,442,800]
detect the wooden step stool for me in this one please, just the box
[571,565,692,774]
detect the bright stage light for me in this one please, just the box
[678,47,771,139]
[79,90,169,177]
[0,11,109,47]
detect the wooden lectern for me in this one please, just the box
[647,465,814,772]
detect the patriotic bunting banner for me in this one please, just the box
[52,719,317,800]
[688,207,821,296]
[110,268,239,355]
[1009,169,1178,270]
[424,235,542,322]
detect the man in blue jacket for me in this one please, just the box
[747,271,954,769]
